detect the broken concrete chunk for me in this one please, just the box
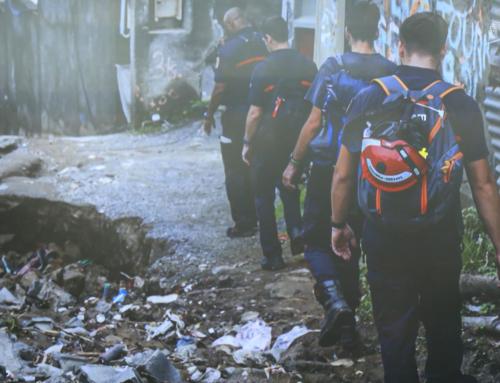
[78,365,118,383]
[58,354,87,372]
[109,367,142,383]
[20,270,39,290]
[62,264,86,297]
[0,287,22,307]
[37,281,77,310]
[138,350,181,383]
[0,329,22,373]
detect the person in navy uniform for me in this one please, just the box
[331,12,500,382]
[204,8,268,238]
[282,2,396,347]
[241,16,318,271]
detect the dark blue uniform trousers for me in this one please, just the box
[303,163,362,310]
[363,218,464,383]
[220,106,257,230]
[250,152,302,259]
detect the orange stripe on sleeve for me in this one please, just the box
[236,57,267,67]
[264,85,275,93]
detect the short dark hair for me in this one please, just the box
[345,1,380,42]
[261,16,288,43]
[400,12,448,58]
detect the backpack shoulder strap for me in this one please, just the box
[371,75,408,96]
[421,80,464,99]
[334,55,344,71]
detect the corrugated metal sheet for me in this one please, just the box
[485,87,500,186]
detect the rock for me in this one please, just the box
[37,363,65,378]
[265,276,313,299]
[20,270,40,290]
[240,311,259,323]
[78,365,118,383]
[109,367,143,383]
[37,281,77,310]
[62,264,86,297]
[0,136,22,155]
[137,349,181,383]
[0,287,22,307]
[58,354,87,372]
[212,265,235,275]
[0,151,42,181]
[146,294,178,305]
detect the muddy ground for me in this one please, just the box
[0,119,499,382]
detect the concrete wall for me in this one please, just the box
[131,0,282,125]
[2,0,128,136]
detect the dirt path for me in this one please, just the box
[0,121,498,382]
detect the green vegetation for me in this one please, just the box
[358,263,374,323]
[461,207,496,276]
[275,186,306,221]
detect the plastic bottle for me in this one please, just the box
[112,282,127,304]
[102,283,111,300]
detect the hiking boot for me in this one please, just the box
[290,228,305,256]
[226,225,257,238]
[315,280,356,347]
[261,255,286,271]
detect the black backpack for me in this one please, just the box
[256,55,313,156]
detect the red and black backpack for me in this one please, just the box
[358,75,464,230]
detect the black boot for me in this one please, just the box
[226,225,257,238]
[315,280,356,347]
[290,228,305,256]
[261,255,286,271]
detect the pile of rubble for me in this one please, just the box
[0,246,331,382]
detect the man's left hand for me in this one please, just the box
[242,144,252,166]
[332,225,357,261]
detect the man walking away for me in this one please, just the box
[332,12,500,382]
[283,2,396,347]
[242,16,317,271]
[204,8,268,238]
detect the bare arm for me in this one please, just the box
[242,105,262,166]
[282,106,322,189]
[466,159,500,279]
[330,145,359,260]
[292,106,323,161]
[204,83,226,135]
[245,105,263,142]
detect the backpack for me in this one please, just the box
[310,56,371,166]
[357,75,465,231]
[256,55,313,156]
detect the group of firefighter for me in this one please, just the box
[203,4,500,382]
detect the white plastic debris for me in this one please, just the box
[212,319,272,351]
[191,367,221,383]
[272,325,311,350]
[232,349,266,365]
[147,294,179,305]
[240,311,259,323]
[146,319,174,341]
[331,359,355,367]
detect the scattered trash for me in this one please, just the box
[2,255,11,274]
[331,359,355,368]
[240,311,259,323]
[146,319,174,341]
[146,294,178,305]
[212,319,272,352]
[102,283,111,300]
[0,287,22,308]
[268,325,312,362]
[233,349,266,366]
[190,367,222,382]
[100,345,126,364]
[112,283,128,304]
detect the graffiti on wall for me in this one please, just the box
[375,0,490,99]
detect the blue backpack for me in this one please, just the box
[357,75,464,230]
[310,56,371,166]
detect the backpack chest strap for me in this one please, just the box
[371,75,408,95]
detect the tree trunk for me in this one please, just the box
[460,274,500,299]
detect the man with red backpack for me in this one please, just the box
[282,2,395,347]
[242,16,317,271]
[332,12,500,382]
